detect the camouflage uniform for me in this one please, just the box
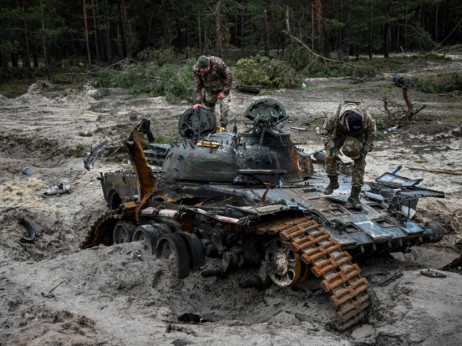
[193,56,233,127]
[321,101,376,187]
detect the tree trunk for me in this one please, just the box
[383,1,392,58]
[343,0,352,62]
[404,0,408,51]
[104,0,112,62]
[119,0,129,57]
[315,0,323,53]
[198,12,202,52]
[311,4,314,51]
[215,0,222,57]
[160,0,170,48]
[32,44,38,67]
[0,34,11,78]
[234,16,238,47]
[83,0,92,66]
[40,0,49,74]
[20,0,31,69]
[383,22,391,58]
[176,18,184,49]
[435,2,439,42]
[204,22,208,54]
[11,53,19,67]
[368,0,373,59]
[240,7,244,50]
[264,9,269,56]
[91,0,100,62]
[338,0,342,60]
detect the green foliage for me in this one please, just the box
[375,118,386,130]
[51,73,87,85]
[415,73,461,94]
[0,78,36,98]
[235,55,300,89]
[136,48,185,65]
[92,59,195,102]
[300,59,376,80]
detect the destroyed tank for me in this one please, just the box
[82,98,445,331]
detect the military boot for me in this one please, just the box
[323,175,339,195]
[348,186,362,210]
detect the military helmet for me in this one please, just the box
[347,112,363,137]
[341,136,363,159]
[198,55,210,68]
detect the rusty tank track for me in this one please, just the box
[82,210,369,330]
[256,216,370,331]
[80,205,135,248]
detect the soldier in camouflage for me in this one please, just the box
[321,101,377,209]
[193,55,233,128]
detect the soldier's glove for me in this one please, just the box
[359,150,368,159]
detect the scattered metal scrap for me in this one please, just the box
[377,271,403,287]
[405,166,462,176]
[19,218,36,243]
[442,254,462,272]
[420,269,447,278]
[41,280,66,298]
[178,313,211,323]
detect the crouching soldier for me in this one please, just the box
[321,101,376,209]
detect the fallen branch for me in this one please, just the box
[405,166,462,175]
[281,30,362,68]
[438,90,461,97]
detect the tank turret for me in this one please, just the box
[161,99,313,184]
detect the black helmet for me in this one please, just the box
[348,112,363,137]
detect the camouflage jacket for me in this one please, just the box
[193,56,233,104]
[321,101,376,153]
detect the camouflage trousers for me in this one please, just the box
[203,90,231,127]
[325,145,367,187]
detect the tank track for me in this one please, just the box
[80,207,133,248]
[256,216,370,331]
[82,211,369,330]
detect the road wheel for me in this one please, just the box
[179,232,205,272]
[265,238,302,287]
[133,225,157,255]
[156,233,191,279]
[113,220,135,244]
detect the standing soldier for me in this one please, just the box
[321,101,376,209]
[193,55,233,129]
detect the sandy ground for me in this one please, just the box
[0,56,461,345]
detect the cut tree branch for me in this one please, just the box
[281,30,362,68]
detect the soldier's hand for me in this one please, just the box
[359,150,367,159]
[218,92,226,100]
[193,104,201,109]
[330,148,339,156]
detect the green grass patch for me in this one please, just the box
[415,73,461,94]
[0,78,37,98]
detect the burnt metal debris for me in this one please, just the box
[19,218,36,243]
[82,98,445,331]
